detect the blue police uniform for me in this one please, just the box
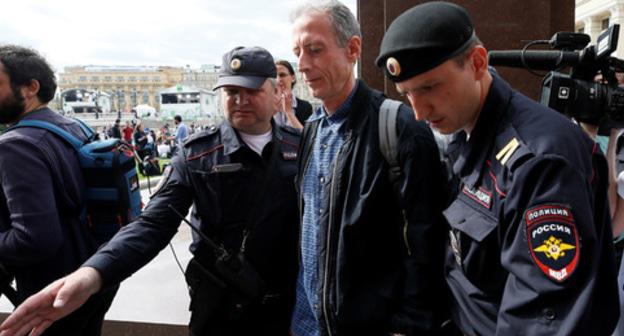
[443,74,619,335]
[0,108,116,336]
[83,121,300,335]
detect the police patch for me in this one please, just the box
[525,204,579,282]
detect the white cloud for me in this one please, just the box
[0,0,357,72]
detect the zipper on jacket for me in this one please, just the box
[402,209,411,255]
[298,146,314,225]
[322,143,346,336]
[297,123,318,265]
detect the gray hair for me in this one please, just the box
[290,0,361,47]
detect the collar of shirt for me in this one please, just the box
[307,81,359,125]
[220,121,245,155]
[220,120,285,156]
[239,128,273,155]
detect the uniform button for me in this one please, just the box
[543,307,556,320]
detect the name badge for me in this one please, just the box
[211,163,244,173]
[283,152,297,161]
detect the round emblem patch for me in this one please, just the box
[386,57,401,77]
[525,204,579,282]
[230,58,242,71]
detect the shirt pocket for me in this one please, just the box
[444,198,498,241]
[444,197,499,281]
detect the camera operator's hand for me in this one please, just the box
[0,267,102,336]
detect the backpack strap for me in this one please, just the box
[9,120,84,150]
[379,99,402,183]
[72,117,96,141]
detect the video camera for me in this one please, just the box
[488,24,624,125]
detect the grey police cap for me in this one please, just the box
[214,46,277,90]
[375,1,475,82]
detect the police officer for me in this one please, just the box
[0,45,117,336]
[0,46,300,336]
[375,2,619,335]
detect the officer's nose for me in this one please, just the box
[235,91,249,105]
[406,93,431,121]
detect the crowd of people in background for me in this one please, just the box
[91,115,202,161]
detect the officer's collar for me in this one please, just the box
[453,73,512,188]
[220,121,245,155]
[220,119,281,156]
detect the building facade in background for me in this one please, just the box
[58,61,321,115]
[576,0,624,58]
[58,65,183,112]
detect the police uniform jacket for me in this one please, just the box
[296,80,449,335]
[84,121,300,314]
[0,108,96,301]
[444,73,619,335]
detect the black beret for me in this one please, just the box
[214,46,277,90]
[375,1,475,82]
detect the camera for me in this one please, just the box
[488,24,624,125]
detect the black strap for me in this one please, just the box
[379,99,402,183]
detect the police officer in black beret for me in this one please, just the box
[376,2,619,335]
[0,46,301,336]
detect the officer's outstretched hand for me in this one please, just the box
[0,267,102,336]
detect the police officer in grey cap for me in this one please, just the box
[0,46,301,336]
[377,2,619,335]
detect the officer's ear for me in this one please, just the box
[469,46,489,80]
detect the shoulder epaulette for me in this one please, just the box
[278,124,302,137]
[184,126,219,147]
[496,137,519,165]
[277,125,302,148]
[494,129,534,171]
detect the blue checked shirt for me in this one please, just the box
[291,84,358,336]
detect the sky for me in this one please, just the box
[0,0,357,73]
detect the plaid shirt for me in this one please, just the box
[291,84,357,335]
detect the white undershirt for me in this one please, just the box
[239,129,273,155]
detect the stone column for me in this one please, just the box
[584,16,604,44]
[610,4,624,59]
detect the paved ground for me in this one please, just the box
[0,189,193,326]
